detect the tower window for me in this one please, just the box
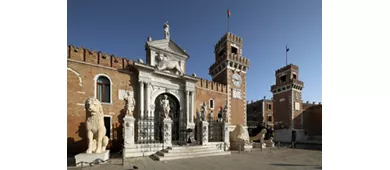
[231,46,238,54]
[268,104,272,110]
[293,74,297,79]
[280,75,287,82]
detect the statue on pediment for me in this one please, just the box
[164,21,170,39]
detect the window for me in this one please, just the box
[280,75,287,82]
[268,104,272,110]
[231,46,238,54]
[268,116,272,122]
[96,76,111,103]
[209,99,214,109]
[293,74,297,79]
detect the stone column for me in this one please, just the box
[139,81,144,118]
[201,121,209,145]
[163,118,173,147]
[123,116,136,148]
[191,91,195,123]
[186,91,190,126]
[145,82,150,118]
[223,122,230,151]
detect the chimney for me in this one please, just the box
[312,101,316,104]
[319,102,321,105]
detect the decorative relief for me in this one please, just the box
[232,88,242,99]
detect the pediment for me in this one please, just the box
[147,39,189,59]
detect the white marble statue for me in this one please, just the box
[160,94,170,119]
[124,91,135,116]
[85,97,109,154]
[250,128,267,143]
[230,124,250,144]
[200,102,207,121]
[155,53,184,75]
[164,21,170,39]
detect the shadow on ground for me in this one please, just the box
[270,163,320,167]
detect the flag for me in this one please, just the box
[227,9,231,18]
[286,46,290,52]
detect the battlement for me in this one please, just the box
[228,53,250,66]
[196,78,227,93]
[275,64,299,74]
[67,45,134,70]
[304,101,322,106]
[214,32,243,51]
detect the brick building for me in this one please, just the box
[67,23,250,155]
[246,97,274,136]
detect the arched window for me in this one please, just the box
[96,76,111,103]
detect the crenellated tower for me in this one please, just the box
[271,64,304,130]
[209,32,250,129]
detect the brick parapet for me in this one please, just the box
[68,45,134,70]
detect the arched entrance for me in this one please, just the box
[154,93,181,143]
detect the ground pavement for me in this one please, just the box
[68,148,322,170]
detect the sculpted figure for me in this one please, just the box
[124,91,136,116]
[155,53,184,75]
[250,128,267,143]
[160,95,170,119]
[164,21,170,39]
[230,124,250,144]
[200,102,207,121]
[85,97,109,154]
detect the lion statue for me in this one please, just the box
[250,128,267,143]
[155,53,184,75]
[230,124,250,144]
[85,97,109,154]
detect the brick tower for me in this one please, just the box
[271,64,304,130]
[209,32,250,129]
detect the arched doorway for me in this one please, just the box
[154,93,181,143]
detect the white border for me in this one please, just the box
[93,74,113,105]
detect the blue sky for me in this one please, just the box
[68,0,322,103]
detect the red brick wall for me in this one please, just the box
[67,45,137,155]
[273,91,292,129]
[302,104,322,136]
[195,79,227,121]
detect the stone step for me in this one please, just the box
[157,149,225,157]
[167,145,212,150]
[153,151,231,161]
[162,147,217,153]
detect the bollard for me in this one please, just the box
[260,141,263,151]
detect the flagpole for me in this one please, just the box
[285,45,288,66]
[227,10,230,33]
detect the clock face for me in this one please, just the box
[295,93,300,100]
[232,73,242,87]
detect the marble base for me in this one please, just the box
[75,150,110,167]
[230,141,253,151]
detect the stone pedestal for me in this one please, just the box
[163,118,173,147]
[123,116,136,148]
[223,123,230,151]
[201,121,209,145]
[265,139,275,147]
[75,150,110,167]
